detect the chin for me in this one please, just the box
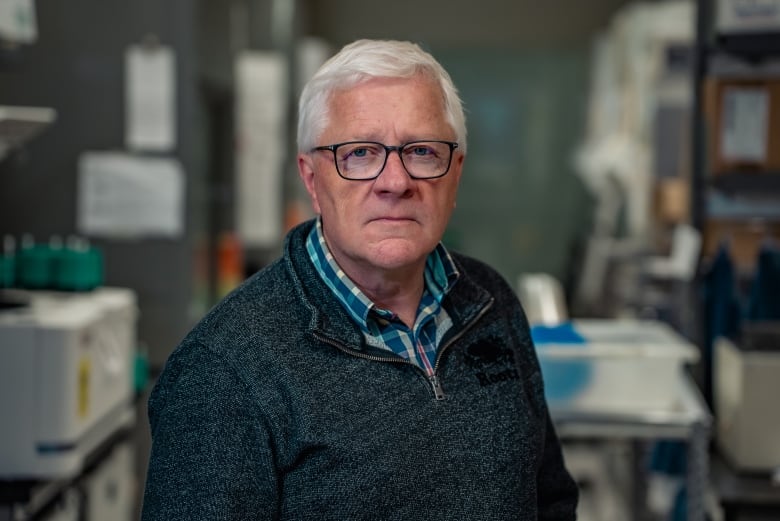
[365,238,432,270]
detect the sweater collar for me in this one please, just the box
[283,219,492,352]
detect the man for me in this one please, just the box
[142,39,578,520]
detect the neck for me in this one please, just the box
[356,267,425,328]
[316,222,428,328]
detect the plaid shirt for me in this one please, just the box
[306,218,459,376]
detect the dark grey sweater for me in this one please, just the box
[141,220,578,520]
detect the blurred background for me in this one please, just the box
[2,0,780,519]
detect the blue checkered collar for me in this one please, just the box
[305,217,459,329]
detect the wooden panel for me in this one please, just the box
[703,218,780,271]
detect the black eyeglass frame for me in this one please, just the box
[312,140,459,181]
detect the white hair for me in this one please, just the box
[297,39,467,153]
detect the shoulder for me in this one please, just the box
[148,261,300,430]
[157,257,306,387]
[447,250,536,353]
[196,258,301,342]
[450,251,517,301]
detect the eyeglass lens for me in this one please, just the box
[335,141,453,180]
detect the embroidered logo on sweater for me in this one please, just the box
[462,338,519,387]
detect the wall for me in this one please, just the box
[0,1,202,367]
[439,47,593,288]
[305,0,630,48]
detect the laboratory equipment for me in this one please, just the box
[715,335,780,472]
[0,287,137,479]
[535,319,700,414]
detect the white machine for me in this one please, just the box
[0,287,137,479]
[534,319,700,414]
[716,336,780,472]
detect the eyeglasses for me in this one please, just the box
[312,140,459,181]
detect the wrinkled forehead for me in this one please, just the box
[321,74,450,129]
[328,71,444,106]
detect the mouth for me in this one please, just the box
[369,216,417,224]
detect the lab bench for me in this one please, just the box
[537,319,712,521]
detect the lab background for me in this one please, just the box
[2,0,780,520]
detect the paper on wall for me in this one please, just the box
[721,86,769,163]
[234,51,288,248]
[77,152,184,238]
[125,43,176,151]
[0,0,37,43]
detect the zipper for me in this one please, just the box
[428,374,446,400]
[432,298,494,375]
[425,297,494,400]
[313,297,494,401]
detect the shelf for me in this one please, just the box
[711,452,780,518]
[707,52,780,78]
[0,105,56,161]
[714,32,780,59]
[710,172,780,195]
[707,187,780,221]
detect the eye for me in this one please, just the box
[340,143,381,161]
[404,143,442,161]
[410,145,433,156]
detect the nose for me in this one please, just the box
[373,149,414,194]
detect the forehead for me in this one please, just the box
[329,74,443,108]
[322,75,450,139]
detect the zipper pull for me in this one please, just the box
[429,374,446,401]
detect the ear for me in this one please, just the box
[451,152,464,209]
[451,151,464,186]
[298,153,321,214]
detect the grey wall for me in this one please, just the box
[305,0,630,48]
[439,48,593,288]
[0,1,202,367]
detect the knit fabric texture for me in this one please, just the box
[141,219,579,520]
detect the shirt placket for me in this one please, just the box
[414,315,437,377]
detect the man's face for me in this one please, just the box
[298,75,464,279]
